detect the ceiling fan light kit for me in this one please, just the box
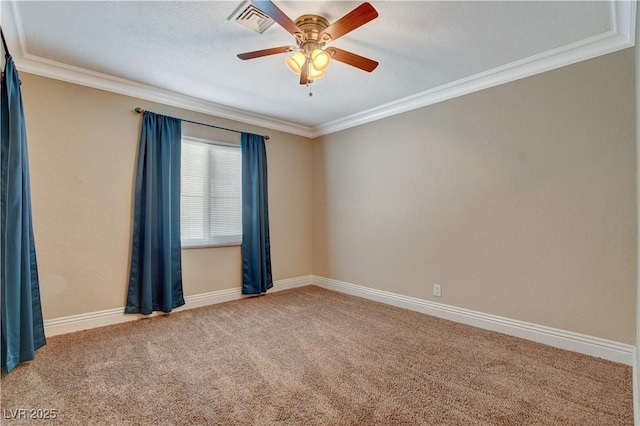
[286,48,330,77]
[237,1,379,92]
[285,14,331,81]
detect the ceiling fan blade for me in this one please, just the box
[237,46,294,60]
[326,47,378,72]
[300,58,310,85]
[253,1,302,36]
[319,2,378,42]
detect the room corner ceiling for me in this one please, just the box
[0,1,636,138]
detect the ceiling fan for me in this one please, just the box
[237,1,379,86]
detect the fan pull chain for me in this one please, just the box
[307,82,313,97]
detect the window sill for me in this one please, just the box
[182,242,241,249]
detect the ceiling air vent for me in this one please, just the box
[228,1,275,34]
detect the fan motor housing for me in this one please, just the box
[294,14,331,47]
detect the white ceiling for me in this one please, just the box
[0,1,636,137]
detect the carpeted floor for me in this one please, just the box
[1,286,633,425]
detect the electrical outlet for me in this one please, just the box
[433,284,441,297]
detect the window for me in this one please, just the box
[180,137,242,247]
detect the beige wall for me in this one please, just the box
[18,47,637,345]
[313,48,637,344]
[635,3,640,414]
[20,73,313,319]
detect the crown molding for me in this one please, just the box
[2,0,635,140]
[311,0,636,137]
[13,53,315,138]
[3,1,314,138]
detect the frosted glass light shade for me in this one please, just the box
[286,52,306,74]
[311,49,331,71]
[308,64,325,79]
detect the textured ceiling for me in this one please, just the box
[0,1,634,135]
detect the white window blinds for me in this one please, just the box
[181,138,242,247]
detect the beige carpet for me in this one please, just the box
[1,286,633,425]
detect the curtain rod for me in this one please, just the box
[0,26,10,56]
[133,107,270,140]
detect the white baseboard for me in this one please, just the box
[43,275,313,337]
[312,276,636,366]
[44,274,635,367]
